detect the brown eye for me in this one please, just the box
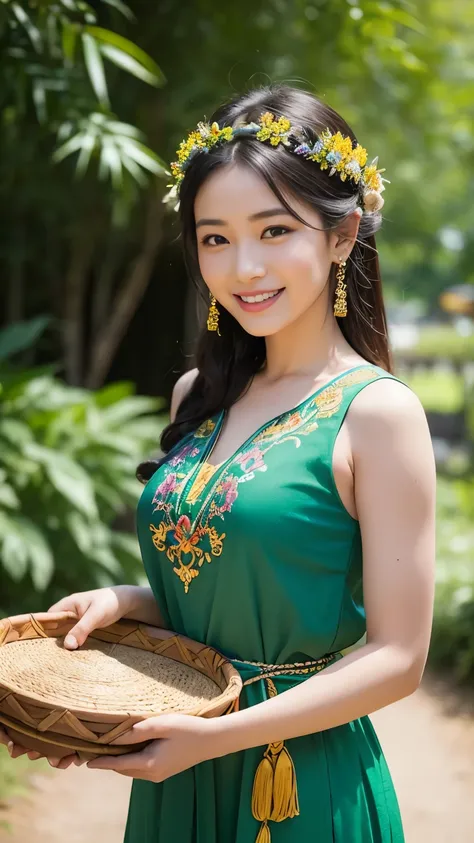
[262,226,291,238]
[201,234,228,246]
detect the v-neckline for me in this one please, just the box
[201,363,377,474]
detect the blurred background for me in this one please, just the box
[0,0,473,839]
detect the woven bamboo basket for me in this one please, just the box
[0,612,242,761]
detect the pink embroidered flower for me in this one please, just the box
[236,446,265,474]
[169,443,199,467]
[219,477,239,512]
[153,471,177,504]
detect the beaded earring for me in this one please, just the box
[334,259,348,318]
[207,294,221,335]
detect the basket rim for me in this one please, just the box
[0,612,242,720]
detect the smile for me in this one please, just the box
[234,288,285,313]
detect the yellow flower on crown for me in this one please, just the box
[255,112,292,147]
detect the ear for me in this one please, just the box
[329,209,362,263]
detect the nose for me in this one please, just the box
[235,242,266,285]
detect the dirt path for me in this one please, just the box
[1,672,473,842]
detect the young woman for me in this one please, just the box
[2,84,436,843]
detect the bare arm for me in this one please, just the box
[212,379,436,753]
[124,368,199,629]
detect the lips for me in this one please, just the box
[234,288,285,313]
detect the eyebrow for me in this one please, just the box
[195,207,292,229]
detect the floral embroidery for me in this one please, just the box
[168,442,199,467]
[195,419,216,438]
[149,367,380,591]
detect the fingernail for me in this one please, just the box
[64,634,77,649]
[7,741,13,755]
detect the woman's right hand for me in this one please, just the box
[0,585,137,768]
[48,585,136,651]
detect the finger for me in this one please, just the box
[63,609,99,649]
[47,756,62,767]
[27,751,43,761]
[8,741,30,759]
[54,754,77,770]
[110,716,164,745]
[87,745,153,771]
[0,727,10,746]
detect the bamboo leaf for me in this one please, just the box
[84,25,165,84]
[11,3,42,53]
[75,131,96,178]
[53,133,87,163]
[100,0,135,21]
[99,137,123,188]
[82,32,109,107]
[62,22,77,63]
[114,137,167,175]
[32,79,47,124]
[100,44,158,86]
[120,151,148,186]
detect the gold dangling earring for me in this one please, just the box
[207,294,221,335]
[334,258,348,318]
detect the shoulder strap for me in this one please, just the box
[316,363,410,454]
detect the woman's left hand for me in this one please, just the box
[86,714,221,782]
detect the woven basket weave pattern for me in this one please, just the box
[0,613,241,761]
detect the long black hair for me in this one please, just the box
[137,84,392,483]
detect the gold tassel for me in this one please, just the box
[251,753,274,821]
[271,744,299,820]
[251,677,300,842]
[255,820,271,843]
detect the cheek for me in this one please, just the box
[197,247,231,289]
[280,237,328,288]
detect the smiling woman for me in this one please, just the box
[6,84,435,843]
[120,84,436,843]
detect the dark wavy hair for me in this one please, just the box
[137,84,392,483]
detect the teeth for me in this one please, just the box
[240,291,280,303]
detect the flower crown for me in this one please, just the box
[167,111,389,213]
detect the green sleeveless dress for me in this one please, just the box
[124,363,405,843]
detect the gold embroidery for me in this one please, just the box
[195,419,216,438]
[186,462,218,504]
[149,517,225,593]
[150,367,380,591]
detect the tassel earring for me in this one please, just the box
[334,258,348,318]
[207,294,221,335]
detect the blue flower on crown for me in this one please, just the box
[345,160,362,177]
[294,143,311,155]
[326,150,343,165]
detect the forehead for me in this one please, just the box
[194,163,277,217]
[194,161,321,228]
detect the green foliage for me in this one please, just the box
[430,477,474,683]
[1,0,165,188]
[401,326,474,362]
[401,368,465,413]
[0,322,165,617]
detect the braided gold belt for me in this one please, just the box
[230,651,342,843]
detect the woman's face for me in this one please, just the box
[195,162,358,337]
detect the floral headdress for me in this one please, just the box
[165,111,389,213]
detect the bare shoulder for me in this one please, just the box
[346,376,432,456]
[170,367,199,422]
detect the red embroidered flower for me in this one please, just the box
[174,515,200,553]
